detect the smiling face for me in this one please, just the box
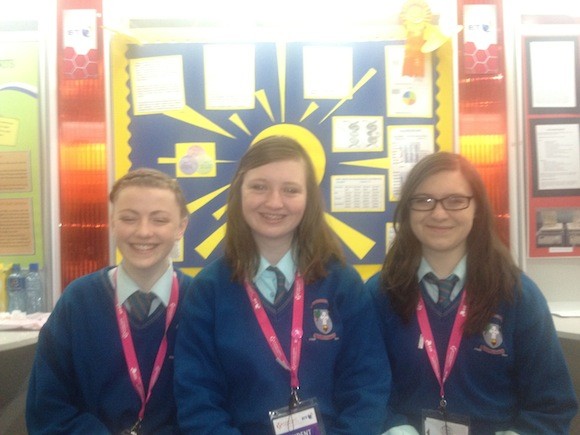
[111,186,188,282]
[410,169,476,266]
[241,158,307,255]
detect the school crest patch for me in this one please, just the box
[475,314,507,356]
[483,322,503,348]
[314,309,332,334]
[309,298,338,341]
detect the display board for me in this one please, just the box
[523,35,580,258]
[111,37,453,278]
[0,39,44,268]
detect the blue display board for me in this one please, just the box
[112,39,444,278]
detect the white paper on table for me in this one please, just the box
[549,301,580,318]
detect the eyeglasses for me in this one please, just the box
[409,195,473,211]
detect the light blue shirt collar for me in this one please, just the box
[417,256,467,304]
[109,262,173,308]
[254,250,297,304]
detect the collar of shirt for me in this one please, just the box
[253,250,297,304]
[417,256,467,304]
[108,262,174,308]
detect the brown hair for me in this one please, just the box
[109,168,189,219]
[225,135,344,283]
[381,152,520,335]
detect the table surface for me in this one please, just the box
[0,305,579,348]
[549,301,580,341]
[0,330,39,352]
[552,316,580,341]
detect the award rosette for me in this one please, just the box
[400,0,432,77]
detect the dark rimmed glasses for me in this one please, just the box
[409,195,473,211]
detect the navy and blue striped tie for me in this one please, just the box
[129,291,156,322]
[424,273,459,309]
[267,266,286,304]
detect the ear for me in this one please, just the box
[175,216,189,240]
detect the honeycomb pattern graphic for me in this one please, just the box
[63,47,99,79]
[463,41,499,75]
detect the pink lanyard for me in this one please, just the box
[244,274,305,392]
[416,290,467,408]
[114,271,179,421]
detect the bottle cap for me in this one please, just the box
[29,263,39,272]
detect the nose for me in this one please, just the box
[265,189,283,208]
[430,201,449,217]
[135,219,154,236]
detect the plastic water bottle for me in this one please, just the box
[26,263,44,313]
[0,263,7,312]
[7,264,26,313]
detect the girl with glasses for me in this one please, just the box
[366,151,577,434]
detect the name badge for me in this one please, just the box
[120,419,142,435]
[422,409,470,435]
[269,398,325,435]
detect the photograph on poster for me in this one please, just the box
[530,119,580,197]
[536,208,580,249]
[525,37,580,114]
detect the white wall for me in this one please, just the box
[524,258,580,302]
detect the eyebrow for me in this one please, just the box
[412,192,471,197]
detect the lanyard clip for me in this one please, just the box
[439,397,447,412]
[289,387,300,410]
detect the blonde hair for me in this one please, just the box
[110,168,189,218]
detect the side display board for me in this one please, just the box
[523,36,580,258]
[112,38,453,278]
[0,39,44,268]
